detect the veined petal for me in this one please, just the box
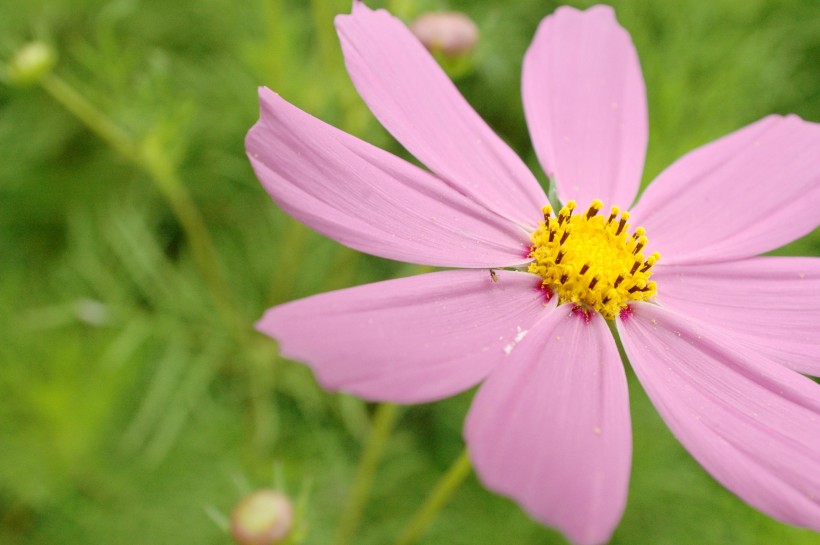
[466,305,631,545]
[257,270,552,404]
[630,115,820,265]
[522,5,647,209]
[655,257,820,376]
[246,88,531,268]
[618,303,820,531]
[335,2,547,229]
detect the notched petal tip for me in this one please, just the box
[257,85,274,99]
[250,86,280,128]
[782,112,820,131]
[552,3,611,18]
[254,305,285,339]
[549,3,618,26]
[337,0,377,27]
[582,3,621,25]
[245,87,278,154]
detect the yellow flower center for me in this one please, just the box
[528,199,660,320]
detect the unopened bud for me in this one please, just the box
[410,12,479,58]
[230,490,294,545]
[7,42,57,86]
[74,298,110,326]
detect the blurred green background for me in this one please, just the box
[2,0,820,544]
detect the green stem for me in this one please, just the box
[262,0,287,87]
[333,402,400,545]
[307,0,370,135]
[308,0,345,78]
[38,71,281,448]
[39,73,244,339]
[393,449,473,545]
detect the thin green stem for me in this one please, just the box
[262,0,287,87]
[393,449,473,545]
[308,0,342,75]
[40,74,138,159]
[38,71,281,446]
[307,0,371,135]
[333,402,400,545]
[39,73,244,338]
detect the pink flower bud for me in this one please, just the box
[230,490,294,545]
[410,12,479,57]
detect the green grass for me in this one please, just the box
[1,0,820,544]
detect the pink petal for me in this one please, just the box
[335,2,547,229]
[618,303,820,531]
[655,257,820,376]
[522,5,647,209]
[257,270,553,404]
[466,305,631,545]
[246,88,532,268]
[630,115,820,265]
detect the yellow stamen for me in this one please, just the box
[528,200,660,319]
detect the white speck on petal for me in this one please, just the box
[503,326,528,355]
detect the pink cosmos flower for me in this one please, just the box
[246,2,820,544]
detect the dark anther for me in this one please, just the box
[616,218,627,236]
[579,264,590,275]
[586,207,599,220]
[560,273,568,283]
[630,262,640,275]
[589,277,599,289]
[555,251,565,264]
[628,285,642,293]
[640,262,652,273]
[632,242,645,255]
[614,275,624,288]
[559,230,571,244]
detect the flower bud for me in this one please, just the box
[74,298,110,326]
[6,42,57,87]
[230,489,294,545]
[410,12,479,58]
